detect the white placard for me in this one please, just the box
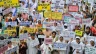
[17,7,29,13]
[38,35,45,38]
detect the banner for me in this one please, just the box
[0,0,19,7]
[85,47,96,54]
[68,5,79,12]
[38,35,45,38]
[19,21,31,26]
[44,38,53,44]
[38,3,51,11]
[44,11,51,18]
[75,30,83,37]
[3,8,12,15]
[5,22,17,27]
[53,43,68,50]
[17,7,29,13]
[4,30,16,36]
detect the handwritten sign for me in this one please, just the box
[85,47,96,54]
[19,21,31,26]
[38,3,51,11]
[5,22,17,27]
[19,33,28,40]
[82,18,91,25]
[68,5,79,12]
[3,8,12,15]
[44,38,52,44]
[4,30,16,36]
[17,7,29,13]
[38,35,45,38]
[75,30,83,37]
[53,43,68,50]
[0,0,19,7]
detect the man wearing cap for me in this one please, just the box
[27,33,39,54]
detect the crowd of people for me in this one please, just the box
[0,0,96,54]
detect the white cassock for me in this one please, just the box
[56,40,66,54]
[71,40,84,54]
[40,43,53,54]
[27,37,39,54]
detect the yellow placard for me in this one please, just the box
[0,0,19,7]
[19,27,37,34]
[75,30,83,37]
[38,3,50,11]
[4,30,16,36]
[44,11,62,20]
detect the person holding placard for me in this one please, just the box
[27,33,39,54]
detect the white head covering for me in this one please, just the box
[76,36,80,39]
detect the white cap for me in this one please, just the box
[90,39,94,42]
[64,24,67,26]
[76,36,80,39]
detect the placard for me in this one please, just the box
[53,43,68,50]
[82,18,91,25]
[4,30,16,36]
[68,5,79,12]
[75,30,83,37]
[0,45,8,54]
[38,35,45,38]
[5,22,17,27]
[19,33,28,40]
[19,21,31,26]
[44,38,53,44]
[0,0,19,7]
[38,3,51,11]
[17,7,29,13]
[85,47,96,54]
[3,8,12,15]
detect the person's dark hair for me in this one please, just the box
[86,26,90,30]
[51,50,59,54]
[52,31,56,35]
[7,41,12,44]
[12,32,16,34]
[24,30,27,33]
[30,33,35,36]
[0,36,5,40]
[7,25,11,28]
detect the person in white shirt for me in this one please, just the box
[86,39,96,47]
[27,33,39,54]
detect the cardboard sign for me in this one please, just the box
[38,3,51,11]
[19,33,28,40]
[5,22,17,27]
[0,0,19,7]
[6,46,18,54]
[85,47,96,54]
[3,8,12,15]
[4,30,16,36]
[44,38,53,44]
[53,43,68,50]
[82,18,91,25]
[75,30,83,37]
[19,21,31,26]
[38,35,45,38]
[68,5,79,12]
[17,7,29,13]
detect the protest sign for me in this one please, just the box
[4,30,16,36]
[6,46,18,54]
[82,18,91,25]
[5,22,17,27]
[0,0,19,7]
[53,43,68,50]
[17,7,29,13]
[71,43,82,49]
[38,35,45,38]
[3,8,12,15]
[44,38,53,44]
[19,21,31,26]
[85,47,96,54]
[44,11,51,18]
[75,30,83,37]
[19,33,28,40]
[68,5,79,12]
[38,3,51,11]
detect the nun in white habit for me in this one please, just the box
[56,35,66,54]
[27,33,39,54]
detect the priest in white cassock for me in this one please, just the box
[27,33,39,54]
[71,37,84,54]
